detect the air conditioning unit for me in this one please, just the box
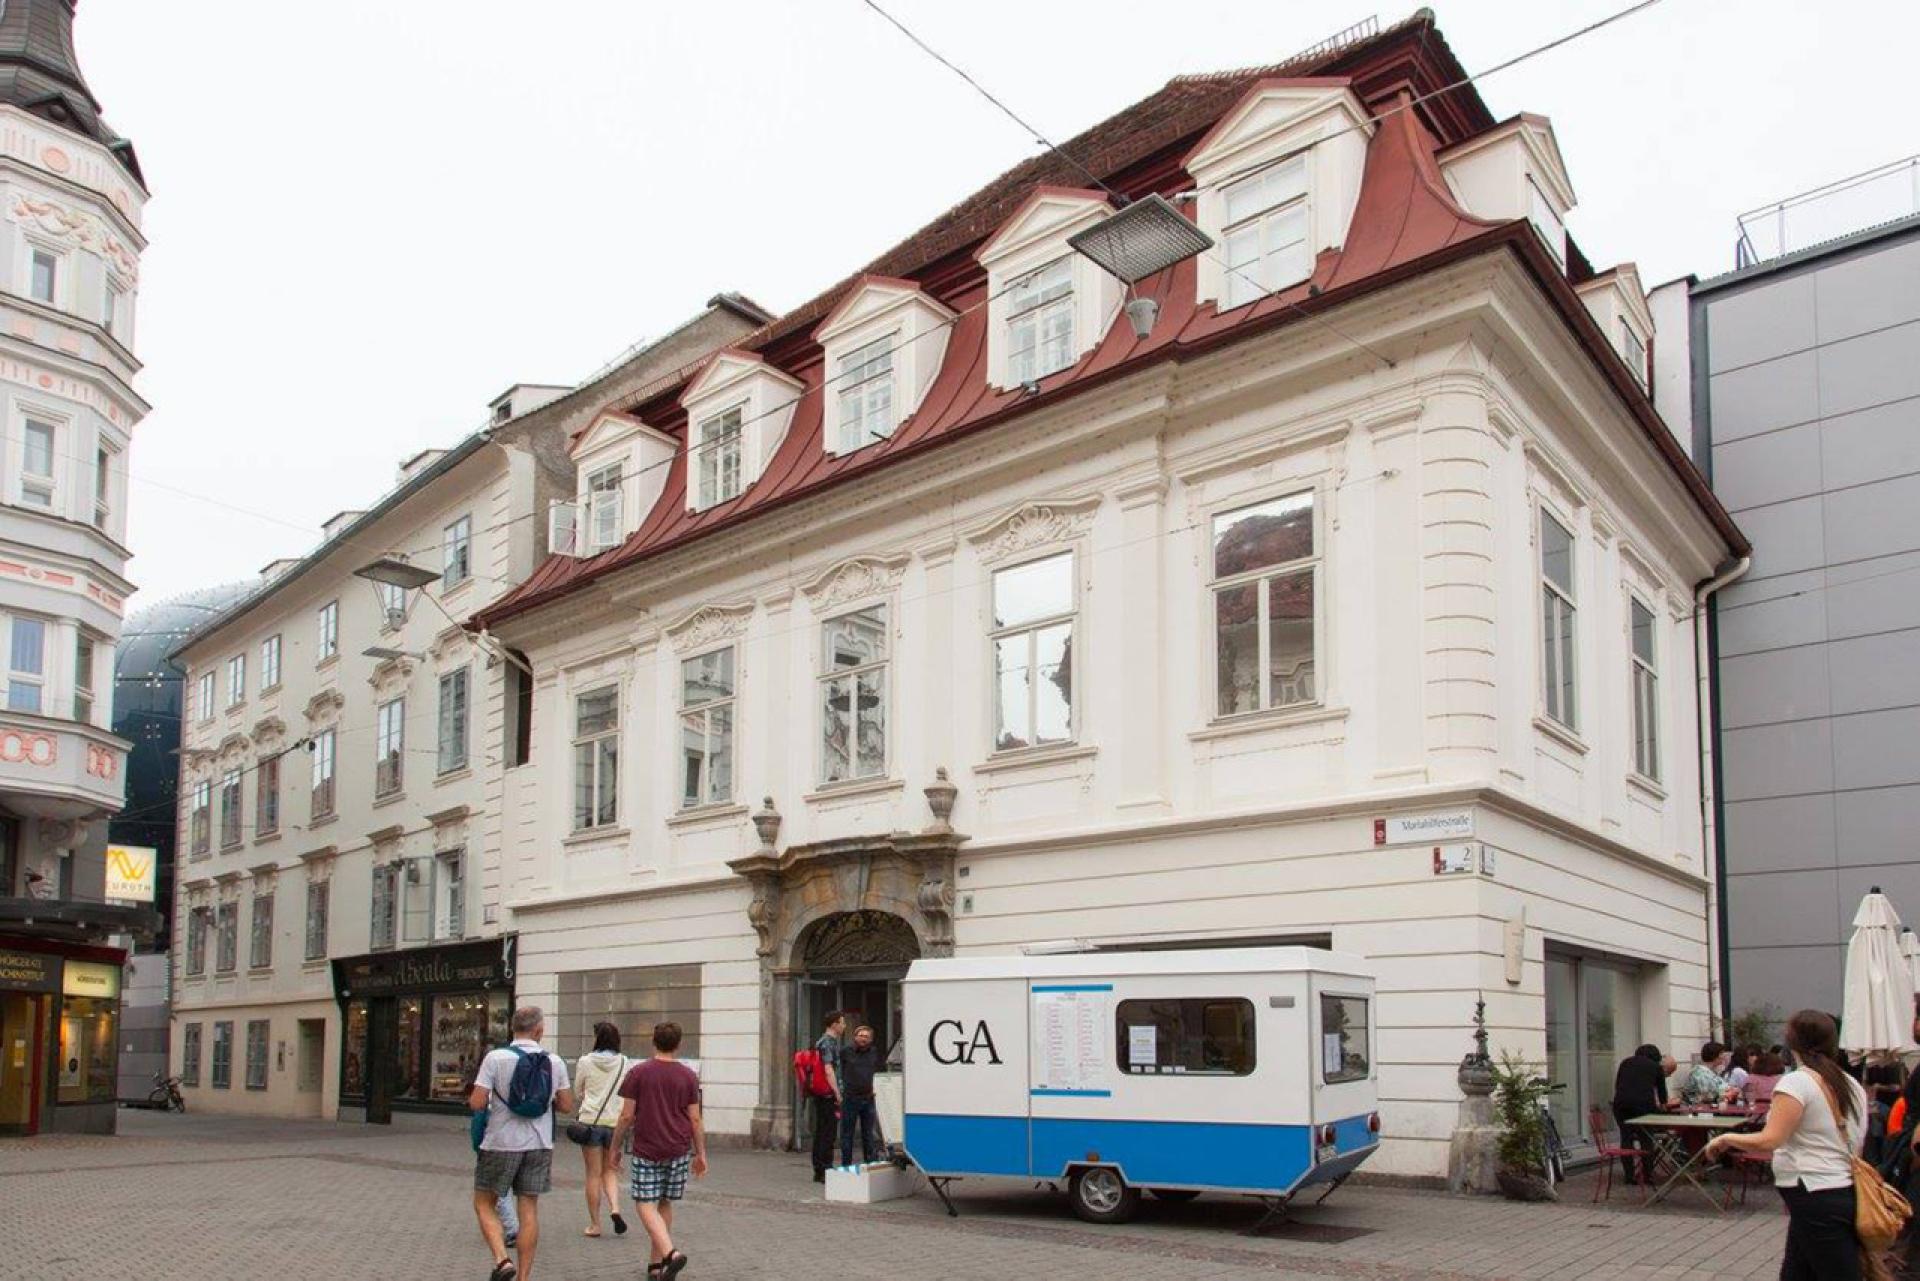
[548,500,579,557]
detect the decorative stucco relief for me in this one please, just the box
[966,497,1100,565]
[800,555,909,611]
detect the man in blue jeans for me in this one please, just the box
[839,1024,883,1166]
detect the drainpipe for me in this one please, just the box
[1694,554,1751,1038]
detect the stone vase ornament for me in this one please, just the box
[924,768,958,834]
[751,797,782,853]
[1446,999,1503,1195]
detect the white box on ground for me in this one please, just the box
[823,1162,912,1204]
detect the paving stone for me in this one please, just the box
[0,1111,1790,1280]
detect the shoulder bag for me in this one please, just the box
[1816,1074,1913,1253]
[566,1056,624,1146]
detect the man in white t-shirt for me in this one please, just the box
[468,1006,574,1281]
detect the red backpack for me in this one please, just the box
[792,1048,834,1097]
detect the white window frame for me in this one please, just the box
[818,603,890,787]
[370,863,397,951]
[93,442,114,529]
[434,848,465,942]
[225,653,246,709]
[1208,489,1323,720]
[1219,153,1312,309]
[260,635,282,692]
[73,630,95,723]
[677,647,736,811]
[1630,596,1660,783]
[1528,176,1567,266]
[19,415,57,510]
[317,601,339,663]
[1539,506,1579,732]
[218,768,243,849]
[988,550,1079,754]
[180,1022,201,1083]
[1620,319,1648,391]
[4,614,47,715]
[442,514,472,590]
[309,728,337,819]
[304,880,329,961]
[437,668,469,776]
[694,404,745,511]
[103,278,122,335]
[571,685,620,831]
[586,463,624,551]
[1005,257,1074,385]
[194,671,214,723]
[832,333,897,455]
[26,242,60,307]
[375,697,405,797]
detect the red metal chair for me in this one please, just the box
[1588,1106,1653,1204]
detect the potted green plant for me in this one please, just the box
[1490,1051,1559,1202]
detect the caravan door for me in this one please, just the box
[1308,974,1378,1162]
[902,976,1028,1177]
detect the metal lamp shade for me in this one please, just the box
[1067,194,1214,284]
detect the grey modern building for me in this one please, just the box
[1677,160,1920,1029]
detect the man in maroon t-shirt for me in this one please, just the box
[611,1021,706,1281]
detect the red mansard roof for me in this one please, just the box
[479,16,1743,631]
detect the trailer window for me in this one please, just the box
[1321,994,1370,1083]
[1115,998,1255,1076]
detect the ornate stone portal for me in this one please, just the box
[728,779,966,1148]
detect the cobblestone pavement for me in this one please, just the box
[0,1112,1787,1280]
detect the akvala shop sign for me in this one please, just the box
[104,844,157,902]
[1372,810,1474,846]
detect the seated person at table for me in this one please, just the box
[1611,1044,1673,1183]
[1680,1041,1739,1105]
[1746,1051,1786,1104]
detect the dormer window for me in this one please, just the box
[678,351,801,508]
[1007,258,1075,384]
[1620,320,1647,390]
[835,336,895,453]
[1221,154,1311,308]
[695,405,745,510]
[976,190,1120,392]
[1527,176,1566,265]
[587,463,623,551]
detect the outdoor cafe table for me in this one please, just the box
[1624,1112,1759,1211]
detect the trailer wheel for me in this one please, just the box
[1148,1188,1201,1203]
[1069,1167,1141,1224]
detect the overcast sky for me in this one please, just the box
[81,0,1920,605]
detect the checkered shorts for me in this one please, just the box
[474,1147,553,1197]
[630,1152,691,1202]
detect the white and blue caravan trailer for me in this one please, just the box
[902,947,1379,1224]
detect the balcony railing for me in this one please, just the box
[1735,155,1920,267]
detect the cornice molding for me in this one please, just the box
[800,554,910,612]
[662,600,755,653]
[964,495,1101,565]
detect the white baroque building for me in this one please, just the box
[167,298,767,1119]
[476,15,1747,1179]
[0,0,151,1137]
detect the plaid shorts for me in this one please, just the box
[630,1153,691,1203]
[474,1147,553,1197]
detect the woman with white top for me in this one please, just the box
[571,1022,630,1239]
[1706,1009,1869,1280]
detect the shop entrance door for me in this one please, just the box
[0,992,45,1135]
[365,997,396,1125]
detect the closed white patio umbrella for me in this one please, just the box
[1903,927,1920,995]
[1841,887,1918,1057]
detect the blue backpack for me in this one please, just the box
[502,1046,554,1119]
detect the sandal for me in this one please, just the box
[661,1251,689,1280]
[611,1211,629,1236]
[489,1260,517,1281]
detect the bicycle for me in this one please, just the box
[1531,1076,1568,1183]
[146,1073,185,1113]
